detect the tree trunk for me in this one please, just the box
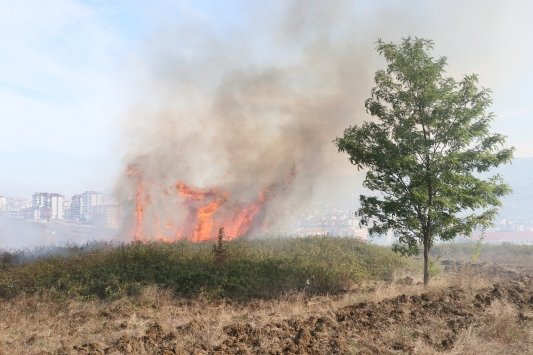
[423,237,430,287]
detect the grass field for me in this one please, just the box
[0,237,410,300]
[1,238,532,353]
[432,241,533,265]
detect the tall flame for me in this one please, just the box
[126,165,296,242]
[176,183,228,242]
[126,165,149,242]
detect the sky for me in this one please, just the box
[1,0,533,198]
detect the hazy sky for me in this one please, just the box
[1,0,532,198]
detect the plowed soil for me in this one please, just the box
[51,262,533,355]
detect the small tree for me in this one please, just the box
[335,37,514,286]
[213,227,227,265]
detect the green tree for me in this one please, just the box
[335,37,514,286]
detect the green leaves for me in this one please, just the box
[335,37,514,257]
[0,238,409,300]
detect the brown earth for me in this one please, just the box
[1,262,532,354]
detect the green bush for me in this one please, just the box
[0,237,409,300]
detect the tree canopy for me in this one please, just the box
[335,37,514,285]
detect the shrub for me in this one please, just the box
[0,237,409,300]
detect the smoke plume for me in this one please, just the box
[118,0,531,242]
[117,1,379,241]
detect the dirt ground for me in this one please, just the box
[0,262,532,354]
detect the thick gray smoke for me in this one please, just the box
[117,0,533,240]
[118,1,378,238]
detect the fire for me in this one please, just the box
[224,188,271,238]
[126,165,296,243]
[126,165,149,242]
[176,183,228,242]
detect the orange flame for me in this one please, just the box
[225,165,296,238]
[176,183,228,242]
[126,165,296,243]
[126,164,149,242]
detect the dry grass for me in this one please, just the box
[1,242,532,354]
[433,242,533,269]
[0,282,416,354]
[1,268,527,354]
[449,301,533,355]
